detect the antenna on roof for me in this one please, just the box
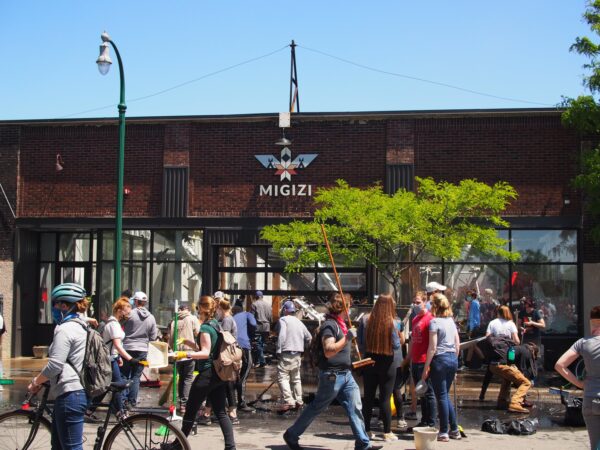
[289,40,300,113]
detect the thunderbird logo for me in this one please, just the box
[255,147,318,181]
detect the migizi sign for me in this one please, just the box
[255,147,317,196]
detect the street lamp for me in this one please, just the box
[97,31,126,298]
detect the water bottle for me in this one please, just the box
[508,346,515,363]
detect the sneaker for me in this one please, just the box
[437,433,449,442]
[196,415,212,426]
[405,411,418,421]
[116,410,129,421]
[449,429,461,440]
[383,432,398,442]
[508,403,529,414]
[397,418,408,430]
[522,400,534,408]
[238,403,256,412]
[84,411,102,423]
[229,416,240,425]
[283,430,303,450]
[369,432,376,440]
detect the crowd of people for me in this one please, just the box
[23,281,599,450]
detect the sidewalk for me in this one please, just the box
[1,358,590,449]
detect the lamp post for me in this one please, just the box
[97,31,126,297]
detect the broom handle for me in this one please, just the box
[320,223,363,360]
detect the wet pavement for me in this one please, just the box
[0,357,590,449]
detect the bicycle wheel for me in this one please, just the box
[102,413,190,450]
[0,409,53,450]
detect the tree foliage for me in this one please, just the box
[562,1,600,242]
[261,178,519,301]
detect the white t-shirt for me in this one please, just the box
[486,318,517,339]
[102,316,125,358]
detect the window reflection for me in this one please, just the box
[511,230,577,263]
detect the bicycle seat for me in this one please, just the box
[109,380,132,392]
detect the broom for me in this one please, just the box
[320,223,374,370]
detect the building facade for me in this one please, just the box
[0,108,594,366]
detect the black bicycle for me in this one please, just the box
[0,381,190,450]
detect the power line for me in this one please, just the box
[298,44,554,107]
[59,44,289,118]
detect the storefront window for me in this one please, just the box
[59,233,90,262]
[151,261,202,326]
[39,263,54,324]
[511,264,578,335]
[511,230,577,263]
[219,247,267,268]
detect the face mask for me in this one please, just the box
[413,304,423,314]
[52,306,63,324]
[129,298,135,306]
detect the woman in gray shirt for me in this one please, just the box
[27,283,90,450]
[555,305,600,450]
[421,293,461,443]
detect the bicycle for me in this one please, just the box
[0,380,191,450]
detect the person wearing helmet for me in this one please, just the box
[121,291,159,409]
[27,283,90,450]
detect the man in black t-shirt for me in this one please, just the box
[518,299,545,347]
[283,294,382,450]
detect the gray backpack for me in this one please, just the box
[68,319,113,398]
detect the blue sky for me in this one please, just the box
[0,1,593,120]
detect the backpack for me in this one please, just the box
[308,320,340,368]
[478,334,513,364]
[207,321,243,382]
[68,319,113,398]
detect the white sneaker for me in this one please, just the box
[383,432,399,442]
[369,432,376,440]
[397,418,408,429]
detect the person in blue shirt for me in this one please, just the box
[233,298,257,412]
[467,290,481,336]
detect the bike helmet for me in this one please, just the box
[51,283,87,304]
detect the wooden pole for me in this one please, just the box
[320,223,373,369]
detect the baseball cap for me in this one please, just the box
[282,300,296,313]
[425,281,446,293]
[132,291,148,303]
[255,290,263,298]
[484,288,493,295]
[213,291,225,299]
[178,301,190,310]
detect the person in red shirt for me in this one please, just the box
[403,294,437,427]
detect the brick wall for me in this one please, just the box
[0,126,18,260]
[14,114,582,222]
[413,116,581,217]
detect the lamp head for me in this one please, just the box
[96,32,112,75]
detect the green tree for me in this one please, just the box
[562,1,600,242]
[261,178,519,302]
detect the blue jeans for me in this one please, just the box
[255,332,268,365]
[51,389,88,450]
[120,350,147,406]
[286,370,371,450]
[430,352,458,435]
[411,362,437,427]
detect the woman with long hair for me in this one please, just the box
[86,297,139,421]
[421,293,461,442]
[175,295,236,450]
[486,305,520,344]
[218,298,239,424]
[358,293,402,442]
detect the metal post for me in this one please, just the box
[107,38,126,298]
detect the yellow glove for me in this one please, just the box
[176,338,185,346]
[175,351,188,360]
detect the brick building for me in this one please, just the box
[0,108,593,365]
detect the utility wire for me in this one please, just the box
[60,44,289,118]
[298,44,554,107]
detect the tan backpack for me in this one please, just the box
[207,321,243,381]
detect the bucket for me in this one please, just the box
[413,426,437,450]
